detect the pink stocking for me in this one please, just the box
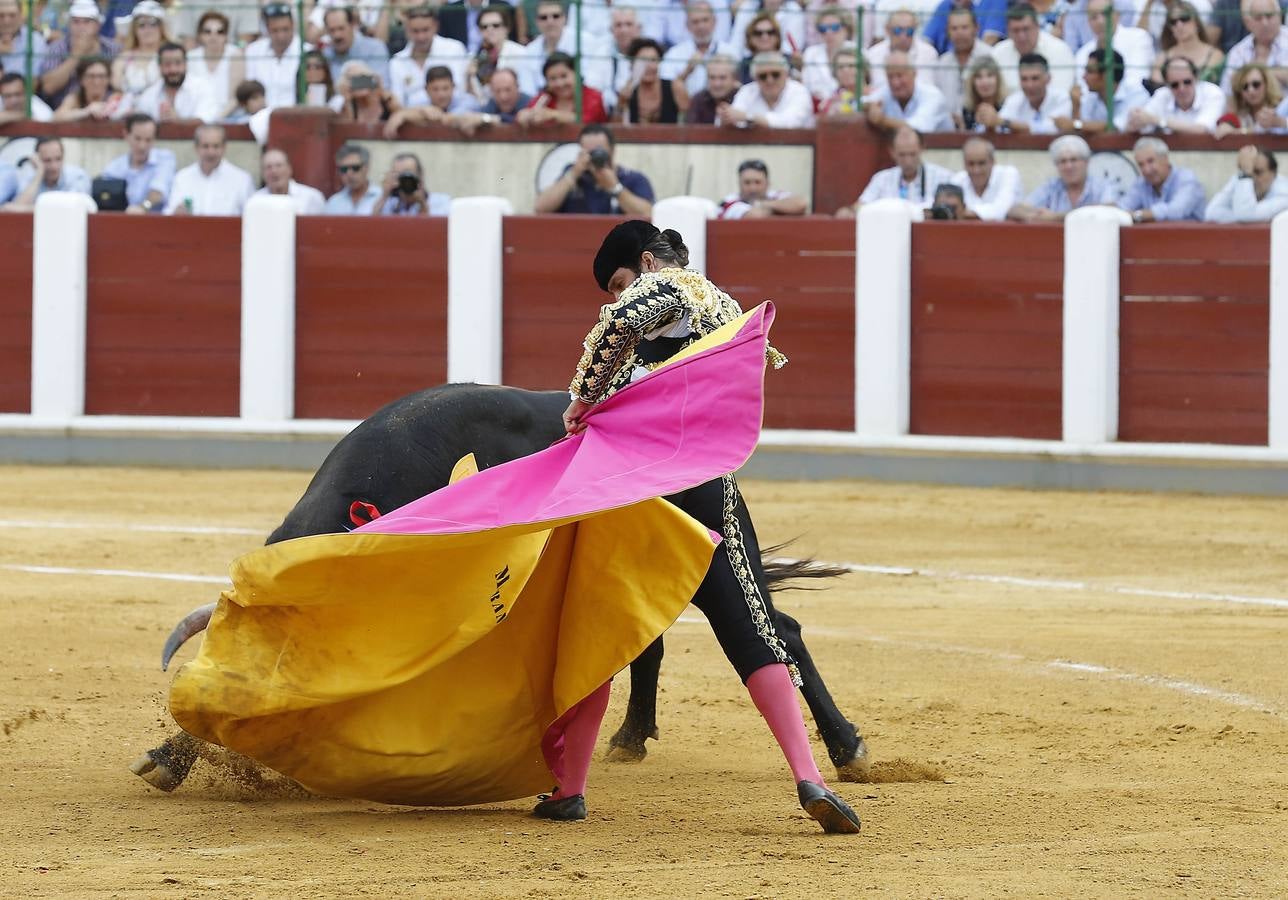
[745,663,824,786]
[540,680,612,800]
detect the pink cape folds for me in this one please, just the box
[167,303,777,807]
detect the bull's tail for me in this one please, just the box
[161,602,217,671]
[760,541,849,592]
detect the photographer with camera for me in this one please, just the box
[376,152,451,216]
[533,123,654,216]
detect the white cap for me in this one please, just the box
[68,0,103,22]
[130,0,166,19]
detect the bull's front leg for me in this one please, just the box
[774,610,872,782]
[129,730,203,791]
[606,636,664,762]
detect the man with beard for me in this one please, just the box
[129,42,218,123]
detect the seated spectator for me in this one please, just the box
[729,0,807,60]
[950,136,1021,220]
[186,11,244,119]
[1,138,90,212]
[956,55,1009,131]
[736,13,790,85]
[1205,145,1288,220]
[516,52,607,125]
[991,3,1075,95]
[606,7,643,104]
[821,44,863,117]
[1220,0,1288,94]
[1061,48,1150,134]
[997,53,1070,133]
[659,1,741,96]
[802,8,854,104]
[717,159,807,218]
[467,4,533,101]
[255,148,326,215]
[165,124,253,215]
[721,50,814,127]
[934,8,994,118]
[172,0,261,48]
[126,42,219,123]
[930,182,967,218]
[111,1,169,96]
[1128,57,1226,133]
[1007,134,1119,221]
[337,61,401,122]
[375,152,450,216]
[1073,0,1155,93]
[923,0,1006,54]
[441,0,513,52]
[1208,0,1256,54]
[835,126,954,216]
[533,123,654,215]
[323,8,391,86]
[519,0,611,96]
[389,6,468,108]
[865,51,953,133]
[225,79,267,123]
[447,66,529,134]
[865,9,940,89]
[53,56,124,121]
[1150,2,1225,85]
[244,4,304,109]
[0,0,47,83]
[38,0,120,108]
[300,50,342,111]
[325,144,383,214]
[685,54,740,124]
[1120,136,1207,221]
[383,65,479,135]
[0,159,14,205]
[100,113,176,214]
[615,37,689,123]
[0,72,54,122]
[1217,62,1288,134]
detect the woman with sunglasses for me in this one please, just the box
[300,49,343,112]
[53,56,124,120]
[1216,62,1288,134]
[1149,1,1225,85]
[955,56,1010,132]
[186,11,244,119]
[517,51,607,124]
[111,0,170,95]
[738,12,791,84]
[466,4,531,102]
[731,0,806,62]
[802,7,852,103]
[615,37,688,124]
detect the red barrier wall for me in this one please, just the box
[0,214,33,413]
[85,215,241,416]
[707,218,855,431]
[294,216,449,419]
[501,215,626,391]
[1119,226,1269,445]
[909,222,1064,439]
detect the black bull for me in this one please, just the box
[134,383,870,792]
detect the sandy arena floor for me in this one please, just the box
[0,464,1286,898]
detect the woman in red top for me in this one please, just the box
[516,51,607,125]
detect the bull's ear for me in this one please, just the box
[449,453,479,484]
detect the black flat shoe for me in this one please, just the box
[532,791,587,821]
[797,781,861,834]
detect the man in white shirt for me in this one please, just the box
[130,43,219,123]
[991,3,1076,94]
[1220,0,1288,92]
[325,143,383,214]
[951,136,1022,219]
[1128,57,1226,133]
[998,52,1071,133]
[605,7,642,109]
[519,0,611,94]
[722,51,815,127]
[837,125,956,216]
[934,8,994,114]
[255,148,326,215]
[389,6,468,107]
[0,72,54,122]
[659,1,741,95]
[244,4,304,109]
[1205,145,1288,220]
[864,50,954,132]
[1073,0,1155,91]
[165,124,254,215]
[865,9,941,88]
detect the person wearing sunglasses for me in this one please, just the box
[737,12,788,84]
[1129,55,1226,132]
[518,0,611,99]
[185,11,244,119]
[1205,144,1288,220]
[244,4,303,108]
[1217,61,1288,133]
[1148,2,1224,85]
[1072,0,1155,95]
[923,0,1007,55]
[719,50,815,127]
[801,8,853,102]
[865,10,939,90]
[1119,135,1207,222]
[864,50,953,132]
[111,0,170,96]
[465,4,534,101]
[324,143,381,214]
[933,7,994,117]
[1220,0,1288,93]
[730,0,807,64]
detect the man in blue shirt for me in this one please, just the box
[1008,134,1119,221]
[325,143,383,214]
[533,123,655,216]
[1119,136,1206,222]
[100,113,177,214]
[0,160,16,204]
[323,7,390,85]
[2,137,91,212]
[922,0,1006,54]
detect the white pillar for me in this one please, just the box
[240,194,297,421]
[30,192,95,420]
[1270,209,1288,450]
[447,196,512,385]
[1062,206,1132,444]
[855,199,921,437]
[652,196,718,275]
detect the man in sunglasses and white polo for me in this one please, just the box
[719,51,814,127]
[865,9,940,88]
[1128,56,1225,133]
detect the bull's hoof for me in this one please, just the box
[834,736,873,783]
[605,726,658,763]
[129,751,186,792]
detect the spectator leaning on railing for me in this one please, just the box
[957,55,1009,131]
[1204,145,1288,219]
[1007,134,1120,221]
[1217,62,1288,134]
[100,113,176,215]
[166,124,254,215]
[821,43,862,117]
[865,50,952,133]
[1119,136,1208,221]
[997,52,1071,133]
[226,79,267,123]
[1060,48,1149,134]
[1128,56,1226,133]
[51,56,123,120]
[720,50,814,127]
[685,54,740,123]
[716,158,807,218]
[0,71,53,122]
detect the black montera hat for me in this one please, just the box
[593,220,659,292]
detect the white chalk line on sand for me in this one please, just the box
[0,518,262,536]
[0,563,229,585]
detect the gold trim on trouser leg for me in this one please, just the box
[720,474,803,687]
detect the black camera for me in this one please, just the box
[929,205,955,220]
[588,148,611,169]
[397,173,421,194]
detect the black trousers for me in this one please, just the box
[666,474,789,683]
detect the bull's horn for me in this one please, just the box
[161,602,217,671]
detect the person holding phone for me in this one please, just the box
[338,61,401,122]
[613,37,688,123]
